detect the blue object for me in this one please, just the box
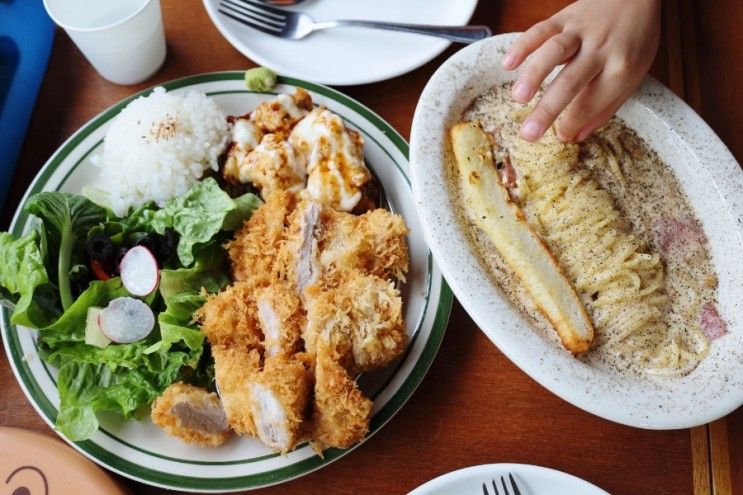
[0,0,55,210]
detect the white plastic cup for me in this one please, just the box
[43,0,167,85]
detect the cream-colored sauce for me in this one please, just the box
[231,118,263,150]
[276,93,306,121]
[290,108,369,212]
[455,83,718,376]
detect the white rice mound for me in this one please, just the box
[94,87,229,216]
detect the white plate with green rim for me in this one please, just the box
[0,72,453,492]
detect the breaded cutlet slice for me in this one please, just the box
[318,206,409,284]
[195,280,264,349]
[151,382,231,447]
[274,199,409,298]
[255,282,305,358]
[211,344,262,437]
[227,190,298,284]
[310,348,372,451]
[247,355,313,453]
[273,200,323,297]
[304,271,407,372]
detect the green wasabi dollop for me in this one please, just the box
[244,67,277,92]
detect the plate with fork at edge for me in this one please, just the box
[408,464,610,495]
[202,0,478,86]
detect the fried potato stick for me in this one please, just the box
[451,121,594,354]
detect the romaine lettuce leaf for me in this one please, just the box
[25,192,106,310]
[54,344,194,441]
[0,231,53,327]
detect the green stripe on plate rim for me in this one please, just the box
[0,72,452,490]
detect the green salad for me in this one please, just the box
[0,178,260,441]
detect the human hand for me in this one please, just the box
[502,0,661,142]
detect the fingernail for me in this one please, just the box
[502,53,516,69]
[519,120,542,140]
[512,82,531,102]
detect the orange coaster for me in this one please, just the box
[0,427,130,495]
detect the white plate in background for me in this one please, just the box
[409,464,609,495]
[202,0,478,86]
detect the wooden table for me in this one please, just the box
[1,1,740,494]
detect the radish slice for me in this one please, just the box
[99,297,155,343]
[120,245,159,296]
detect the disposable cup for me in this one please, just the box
[43,0,166,85]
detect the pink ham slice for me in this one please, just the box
[699,302,728,340]
[654,216,707,262]
[499,154,517,188]
[499,153,518,200]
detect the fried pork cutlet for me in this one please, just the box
[197,280,269,438]
[319,207,409,283]
[227,190,297,283]
[211,344,262,437]
[274,200,323,296]
[198,180,409,453]
[247,355,313,453]
[195,280,264,348]
[305,272,407,373]
[311,348,372,451]
[256,283,304,358]
[151,382,231,447]
[275,200,409,297]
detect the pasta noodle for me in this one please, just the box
[503,114,708,374]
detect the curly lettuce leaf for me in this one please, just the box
[152,178,260,266]
[46,299,204,441]
[222,192,263,231]
[159,243,229,320]
[144,312,205,355]
[145,243,227,355]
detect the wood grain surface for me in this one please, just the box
[0,1,740,494]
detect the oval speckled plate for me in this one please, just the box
[0,72,452,491]
[410,34,743,429]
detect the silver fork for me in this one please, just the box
[219,0,491,43]
[482,473,523,495]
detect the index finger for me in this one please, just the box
[503,21,561,70]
